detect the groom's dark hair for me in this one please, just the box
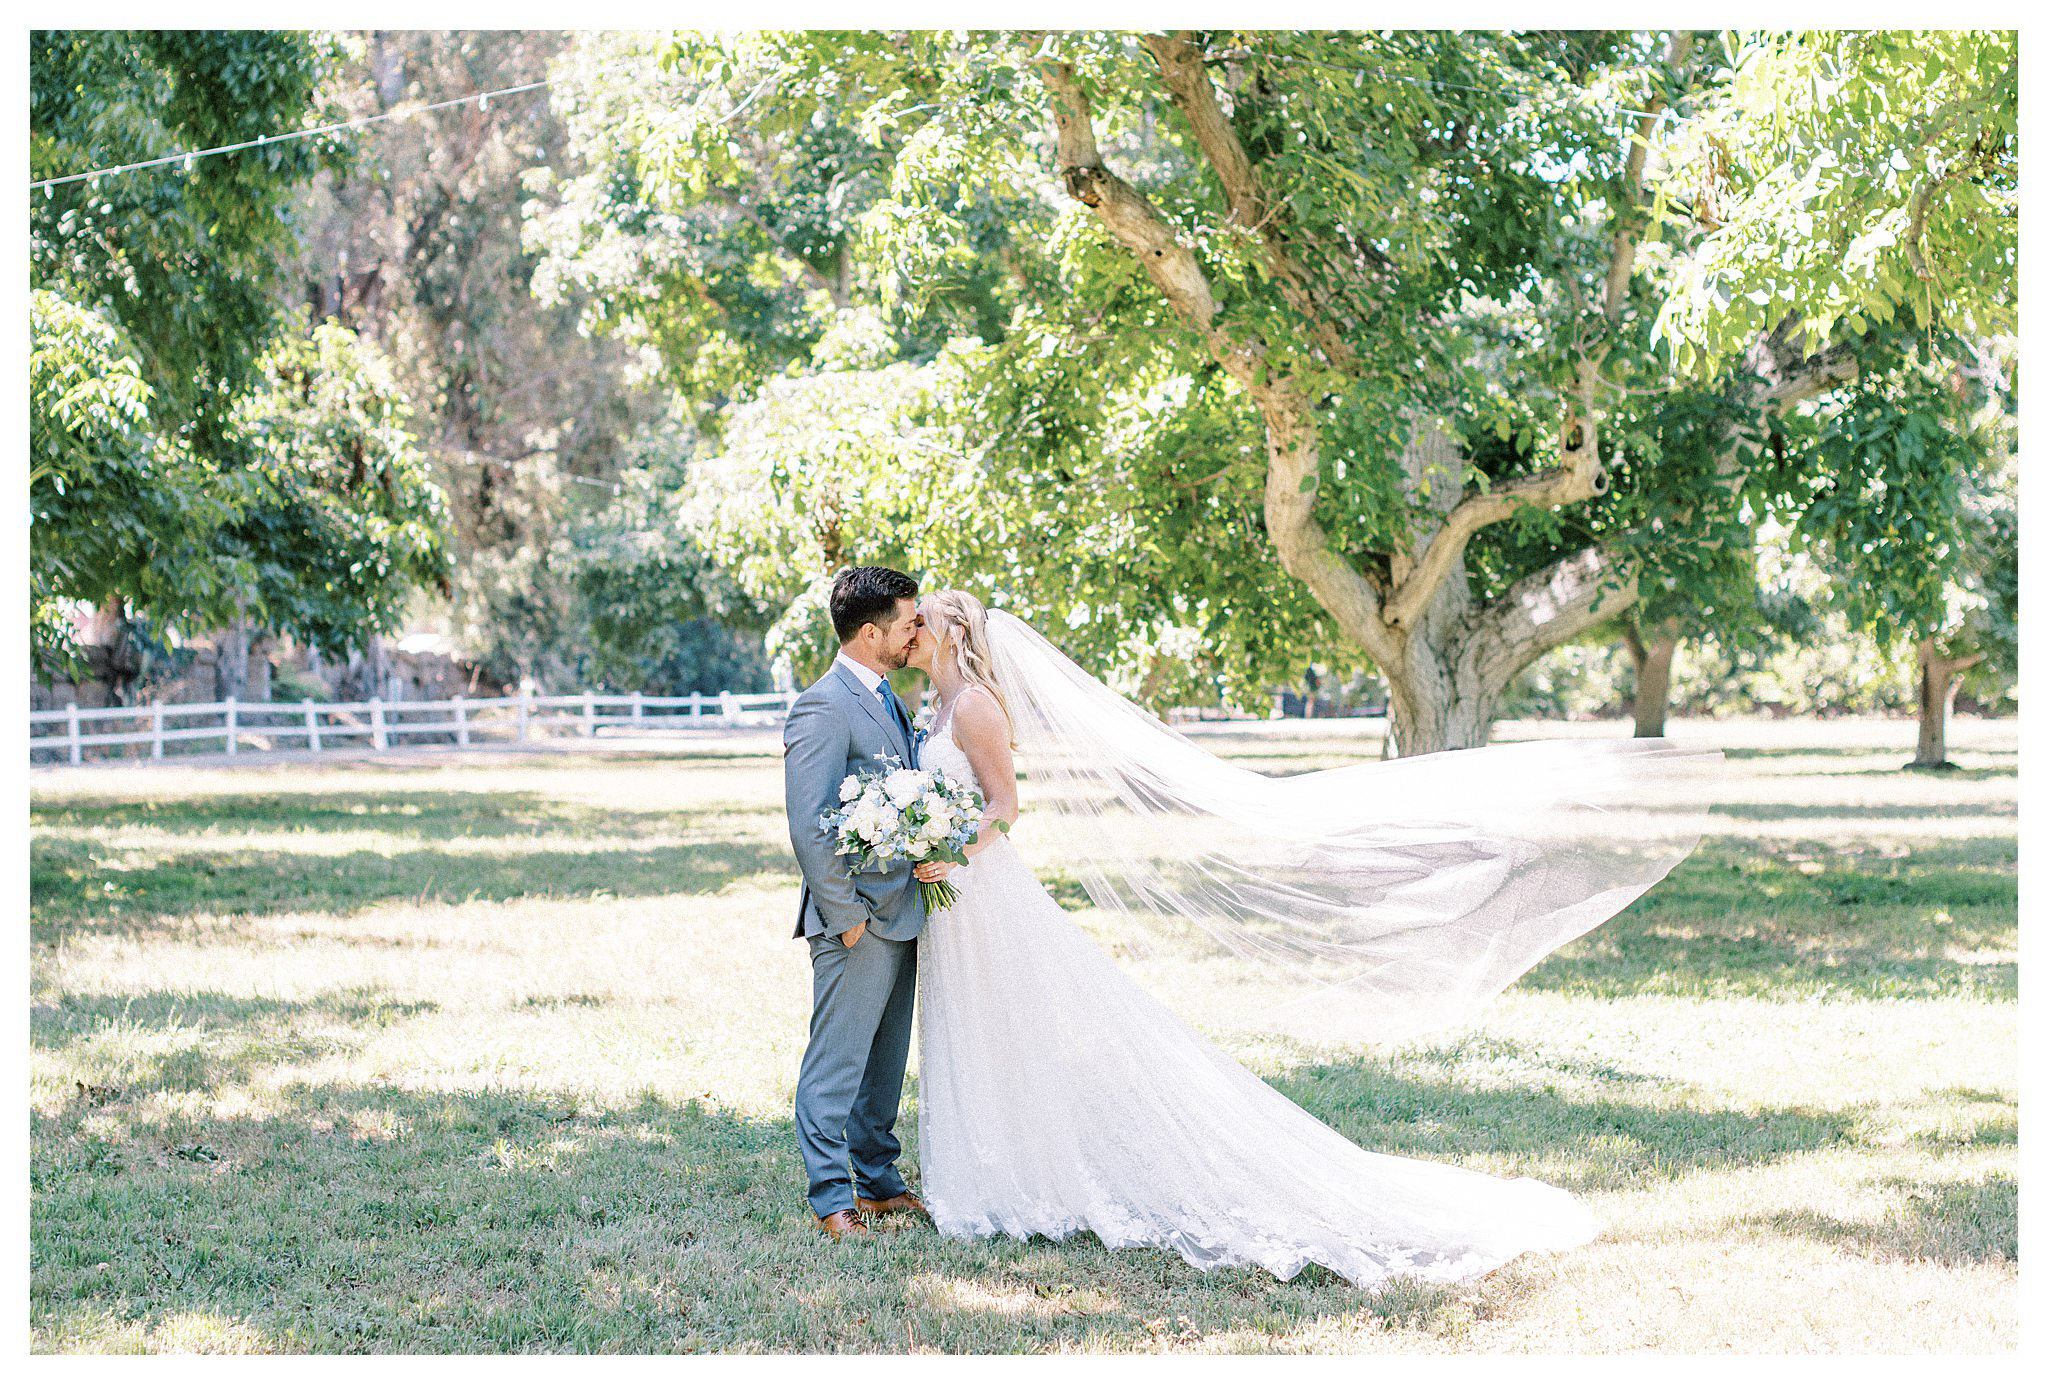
[830,565,920,643]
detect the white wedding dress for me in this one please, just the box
[914,720,1602,1290]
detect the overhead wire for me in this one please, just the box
[30,63,776,194]
[31,78,554,193]
[30,42,1665,194]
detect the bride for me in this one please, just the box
[897,588,1719,1289]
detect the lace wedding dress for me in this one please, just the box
[914,721,1602,1289]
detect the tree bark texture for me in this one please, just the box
[1913,636,1983,769]
[1621,617,1681,738]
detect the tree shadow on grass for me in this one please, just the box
[1512,842,2017,1003]
[32,987,440,1102]
[1721,746,1905,761]
[1265,1038,1858,1195]
[30,788,718,842]
[29,835,794,942]
[1704,801,2017,823]
[1749,1173,2016,1266]
[30,1031,1885,1354]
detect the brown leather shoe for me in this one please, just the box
[816,1208,869,1239]
[856,1190,929,1220]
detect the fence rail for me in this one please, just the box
[28,689,798,765]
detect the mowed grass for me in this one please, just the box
[29,716,2017,1353]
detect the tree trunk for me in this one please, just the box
[246,632,276,703]
[1382,566,1501,757]
[1384,674,1497,758]
[338,633,392,701]
[214,614,251,703]
[1913,636,1983,769]
[83,595,141,707]
[1621,617,1681,738]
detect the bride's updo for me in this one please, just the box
[920,589,1017,747]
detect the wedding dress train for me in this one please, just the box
[914,724,1601,1289]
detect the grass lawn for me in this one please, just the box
[28,715,2017,1353]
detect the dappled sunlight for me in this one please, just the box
[31,719,2016,1350]
[907,1272,1124,1321]
[141,1310,278,1354]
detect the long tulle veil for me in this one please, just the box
[979,609,1724,1045]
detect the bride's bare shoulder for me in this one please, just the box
[951,685,1012,743]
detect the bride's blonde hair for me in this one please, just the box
[920,589,1017,748]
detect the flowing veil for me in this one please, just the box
[979,609,1725,1045]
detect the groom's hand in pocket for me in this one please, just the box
[840,919,867,948]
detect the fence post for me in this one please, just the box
[66,702,81,765]
[516,687,530,743]
[582,690,596,737]
[370,697,386,750]
[304,699,320,753]
[151,701,164,760]
[224,696,238,757]
[688,691,703,722]
[454,695,470,747]
[719,691,739,723]
[630,690,644,728]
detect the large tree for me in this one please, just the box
[625,33,1798,748]
[28,291,231,687]
[218,316,454,698]
[549,30,2016,749]
[1765,332,2017,768]
[30,30,455,690]
[1656,30,2018,763]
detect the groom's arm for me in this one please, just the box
[783,697,868,939]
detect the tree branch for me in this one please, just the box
[1748,320,1861,408]
[1037,55,1233,359]
[1602,32,1693,326]
[1387,37,1696,637]
[1474,545,1640,687]
[1142,31,1362,374]
[1261,415,1402,668]
[1037,48,1397,665]
[1383,426,1609,631]
[1385,369,1609,632]
[713,191,843,305]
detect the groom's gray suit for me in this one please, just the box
[785,657,929,1219]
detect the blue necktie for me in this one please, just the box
[882,684,916,766]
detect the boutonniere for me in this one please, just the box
[911,705,934,742]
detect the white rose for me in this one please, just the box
[839,776,861,803]
[884,768,926,807]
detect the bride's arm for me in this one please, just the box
[948,688,1018,861]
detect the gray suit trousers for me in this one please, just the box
[794,926,917,1218]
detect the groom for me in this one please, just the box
[784,565,930,1239]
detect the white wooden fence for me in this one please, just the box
[28,689,799,765]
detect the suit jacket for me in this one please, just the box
[784,663,929,942]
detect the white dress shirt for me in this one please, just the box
[832,650,890,704]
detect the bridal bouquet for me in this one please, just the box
[820,758,986,912]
